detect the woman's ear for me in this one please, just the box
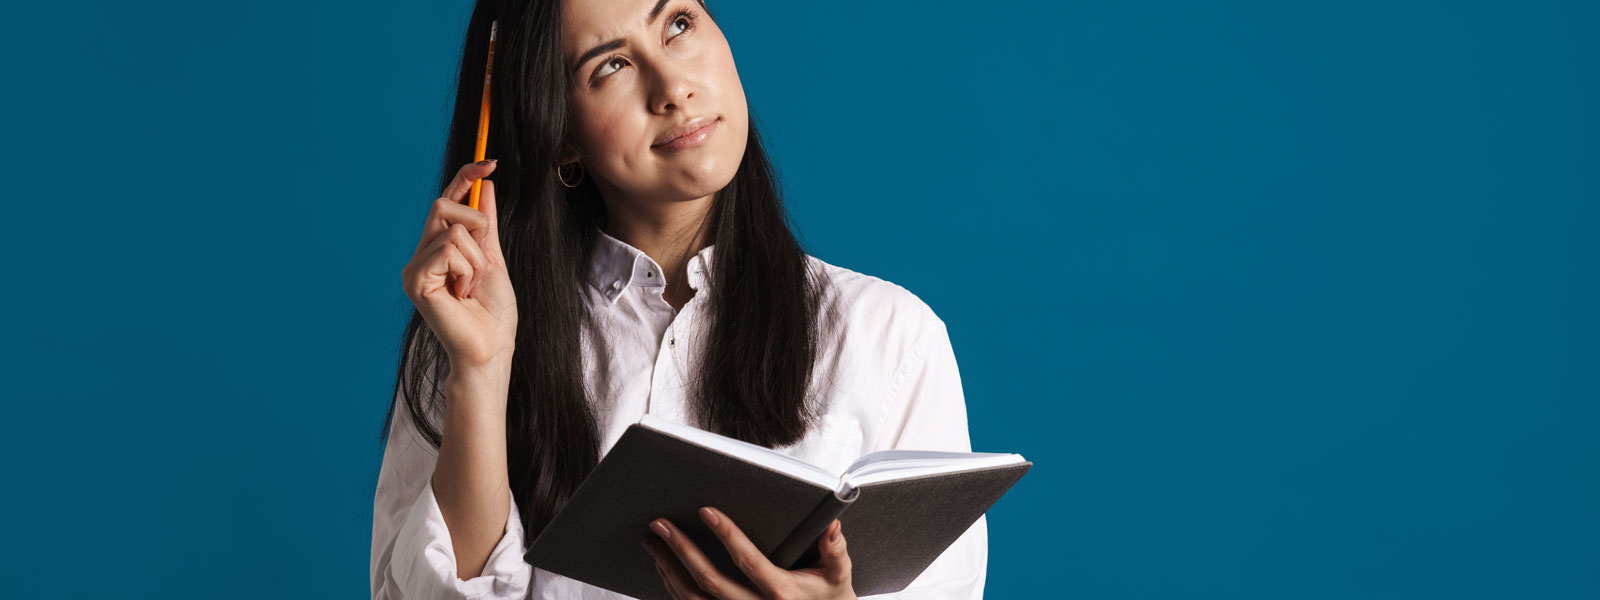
[556,141,582,166]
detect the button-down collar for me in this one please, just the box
[588,227,715,305]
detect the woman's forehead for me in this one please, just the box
[563,0,669,41]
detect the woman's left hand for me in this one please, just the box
[643,506,857,600]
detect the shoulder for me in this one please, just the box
[793,254,961,460]
[803,254,949,361]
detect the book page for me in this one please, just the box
[845,449,1017,474]
[842,451,1027,492]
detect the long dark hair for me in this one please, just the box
[379,0,832,542]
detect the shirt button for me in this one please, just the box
[612,280,622,289]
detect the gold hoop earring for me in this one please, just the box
[557,161,585,188]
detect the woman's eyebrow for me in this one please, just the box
[571,0,673,76]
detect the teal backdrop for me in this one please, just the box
[3,0,1595,597]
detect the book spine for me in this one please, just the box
[769,489,854,570]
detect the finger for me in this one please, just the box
[417,223,488,298]
[444,223,490,297]
[410,235,474,301]
[813,519,852,587]
[651,518,760,600]
[657,554,684,600]
[479,179,502,258]
[657,561,682,600]
[415,194,495,257]
[442,159,498,204]
[648,539,708,600]
[698,507,789,593]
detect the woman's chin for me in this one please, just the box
[665,158,740,199]
[664,179,732,202]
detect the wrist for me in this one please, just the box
[449,348,515,379]
[445,353,514,405]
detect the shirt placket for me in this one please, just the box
[637,257,685,423]
[621,250,708,426]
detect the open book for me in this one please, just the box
[525,414,1032,599]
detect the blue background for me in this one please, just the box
[4,0,1595,597]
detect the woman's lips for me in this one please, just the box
[653,118,718,151]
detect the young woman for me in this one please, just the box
[370,1,984,598]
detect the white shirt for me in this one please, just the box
[372,227,986,599]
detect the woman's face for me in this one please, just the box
[560,0,749,204]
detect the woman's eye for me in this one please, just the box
[593,10,694,84]
[669,15,691,38]
[595,56,627,80]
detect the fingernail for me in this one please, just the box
[699,507,720,527]
[476,159,491,166]
[651,519,671,540]
[830,521,842,543]
[489,159,498,164]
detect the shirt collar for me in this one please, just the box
[589,226,716,305]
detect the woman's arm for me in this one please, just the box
[865,311,988,600]
[371,354,531,599]
[432,358,515,580]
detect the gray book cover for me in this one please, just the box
[525,417,1031,599]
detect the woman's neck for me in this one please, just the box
[602,192,716,312]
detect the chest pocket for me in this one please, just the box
[772,391,866,477]
[798,410,864,477]
[820,410,865,454]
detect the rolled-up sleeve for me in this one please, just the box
[371,383,533,599]
[863,311,988,600]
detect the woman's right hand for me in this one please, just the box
[401,160,517,370]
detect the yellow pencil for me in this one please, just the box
[469,20,497,211]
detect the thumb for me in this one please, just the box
[480,178,503,256]
[815,519,851,584]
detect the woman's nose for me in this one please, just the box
[649,61,696,114]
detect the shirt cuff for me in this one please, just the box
[388,477,533,599]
